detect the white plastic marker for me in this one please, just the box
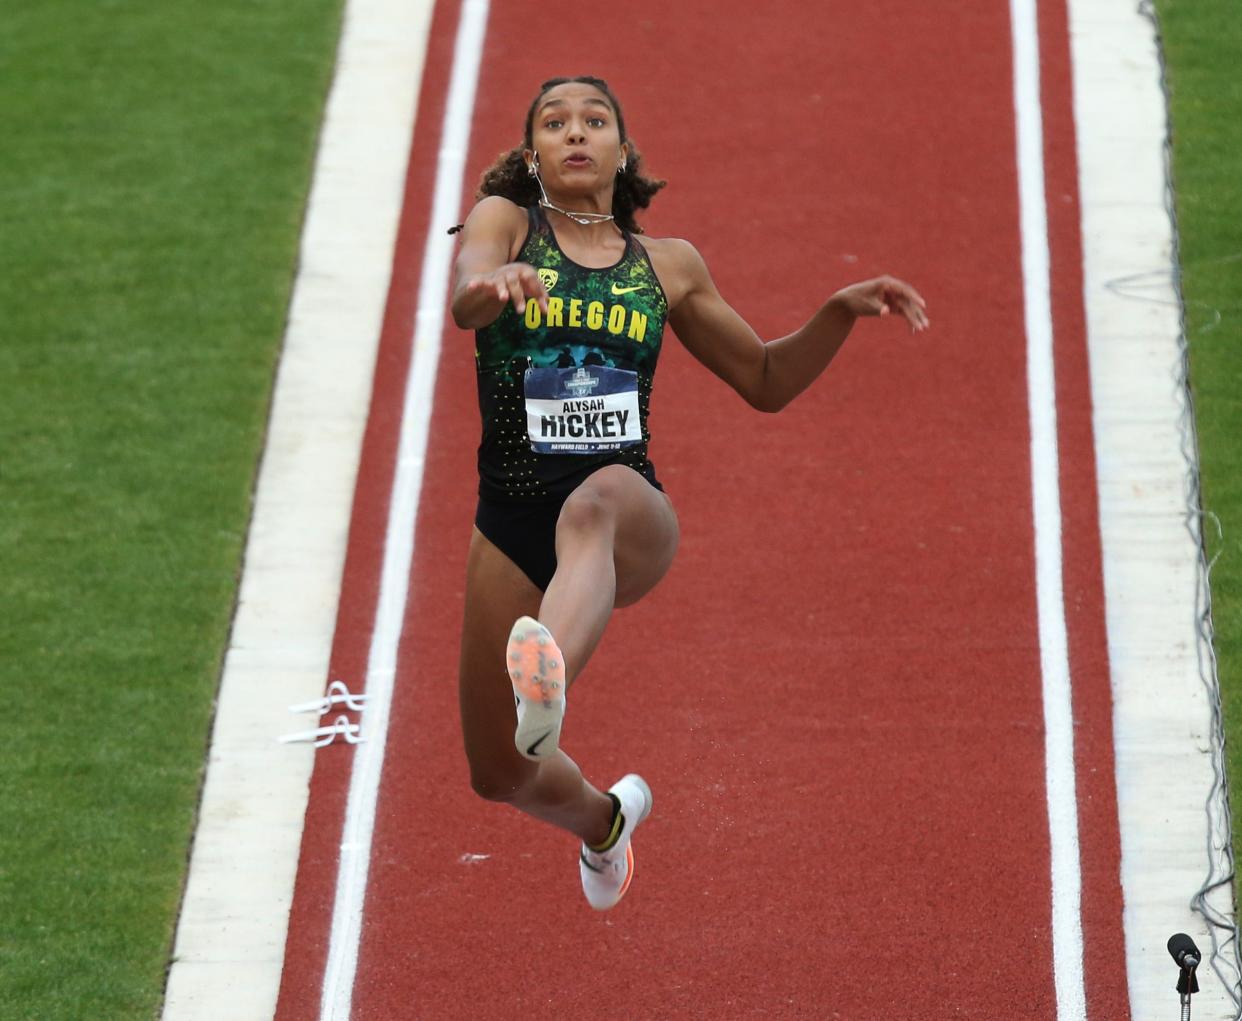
[278,716,364,748]
[289,680,370,716]
[1009,0,1087,1017]
[318,2,491,1018]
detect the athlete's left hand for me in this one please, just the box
[831,276,929,333]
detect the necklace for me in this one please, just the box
[532,165,615,226]
[539,200,615,226]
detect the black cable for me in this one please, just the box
[1135,2,1242,1015]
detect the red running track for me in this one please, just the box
[277,0,1132,1017]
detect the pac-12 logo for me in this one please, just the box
[537,268,559,291]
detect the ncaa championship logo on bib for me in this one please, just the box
[524,366,642,454]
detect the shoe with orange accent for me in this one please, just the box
[579,774,653,911]
[506,616,566,761]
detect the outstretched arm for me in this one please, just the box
[666,240,928,413]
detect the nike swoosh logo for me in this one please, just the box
[611,283,646,296]
[526,730,553,756]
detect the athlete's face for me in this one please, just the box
[526,83,627,192]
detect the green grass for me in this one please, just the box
[1154,0,1242,856]
[0,1,344,1016]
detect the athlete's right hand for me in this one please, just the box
[463,263,549,316]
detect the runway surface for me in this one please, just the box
[273,1,1135,1016]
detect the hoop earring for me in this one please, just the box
[527,152,540,177]
[617,162,627,175]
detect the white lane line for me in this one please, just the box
[1009,0,1087,1017]
[319,2,490,1018]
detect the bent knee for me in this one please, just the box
[557,484,617,536]
[468,761,531,803]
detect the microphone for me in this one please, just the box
[1168,933,1201,970]
[1169,933,1202,998]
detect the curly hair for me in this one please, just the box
[454,76,666,235]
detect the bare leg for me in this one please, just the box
[458,467,678,843]
[459,527,615,845]
[539,465,679,687]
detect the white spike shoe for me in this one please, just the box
[579,774,653,910]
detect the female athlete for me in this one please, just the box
[450,75,928,911]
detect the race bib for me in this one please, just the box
[524,366,642,454]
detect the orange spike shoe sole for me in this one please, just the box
[506,616,566,760]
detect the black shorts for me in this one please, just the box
[475,496,563,592]
[474,463,662,592]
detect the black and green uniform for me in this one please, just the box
[473,204,669,588]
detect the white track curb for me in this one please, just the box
[1068,1,1236,1017]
